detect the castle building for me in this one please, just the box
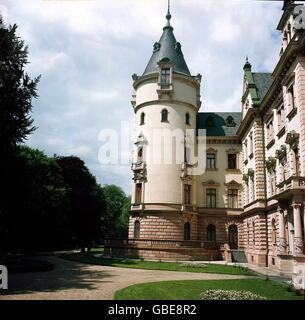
[105,1,305,278]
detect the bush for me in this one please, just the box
[200,289,267,300]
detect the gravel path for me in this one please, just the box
[0,256,255,300]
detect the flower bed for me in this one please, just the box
[200,289,267,300]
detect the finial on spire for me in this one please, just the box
[243,56,252,71]
[166,0,171,25]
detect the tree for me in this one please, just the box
[55,156,107,249]
[102,185,130,237]
[1,146,68,253]
[0,18,40,252]
[0,18,40,154]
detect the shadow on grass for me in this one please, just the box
[62,254,140,267]
[0,255,113,296]
[61,253,257,276]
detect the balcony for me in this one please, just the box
[131,161,146,171]
[275,176,305,195]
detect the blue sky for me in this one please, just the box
[2,0,284,194]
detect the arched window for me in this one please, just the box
[207,224,216,241]
[184,222,191,240]
[252,221,255,245]
[186,113,190,125]
[140,112,145,125]
[229,224,238,249]
[161,109,168,122]
[134,221,140,239]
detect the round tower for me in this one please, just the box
[129,6,202,245]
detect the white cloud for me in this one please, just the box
[2,0,283,193]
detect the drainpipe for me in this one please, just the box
[261,115,269,267]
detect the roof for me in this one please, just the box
[196,112,242,137]
[252,73,274,100]
[142,24,191,77]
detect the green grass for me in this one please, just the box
[114,279,304,300]
[61,253,256,276]
[53,247,104,254]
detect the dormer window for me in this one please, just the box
[161,68,170,87]
[226,116,236,127]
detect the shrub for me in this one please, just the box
[200,289,267,300]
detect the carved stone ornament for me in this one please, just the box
[265,156,276,173]
[132,162,147,182]
[285,130,299,150]
[278,237,287,253]
[275,145,287,164]
[134,133,148,146]
[294,237,304,255]
[247,168,254,180]
[243,174,249,182]
[132,73,139,81]
[153,42,161,52]
[175,42,182,54]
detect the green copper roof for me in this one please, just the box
[197,112,241,137]
[243,58,273,105]
[252,73,273,100]
[142,14,191,77]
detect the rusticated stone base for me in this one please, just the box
[245,251,267,267]
[104,239,223,261]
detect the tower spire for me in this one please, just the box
[166,0,172,27]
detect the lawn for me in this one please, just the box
[114,279,304,300]
[61,253,256,276]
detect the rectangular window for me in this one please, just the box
[249,133,253,155]
[206,153,216,169]
[228,154,237,169]
[206,189,216,208]
[266,120,274,143]
[244,140,248,159]
[135,183,142,204]
[277,105,285,131]
[287,85,295,112]
[228,189,238,208]
[184,184,191,205]
[161,68,170,86]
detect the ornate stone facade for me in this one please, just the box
[105,2,305,275]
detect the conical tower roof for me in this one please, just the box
[142,7,191,77]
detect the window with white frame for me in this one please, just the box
[206,189,216,208]
[228,189,238,208]
[161,68,170,87]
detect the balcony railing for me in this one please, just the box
[104,238,223,250]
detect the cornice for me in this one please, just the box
[134,99,198,113]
